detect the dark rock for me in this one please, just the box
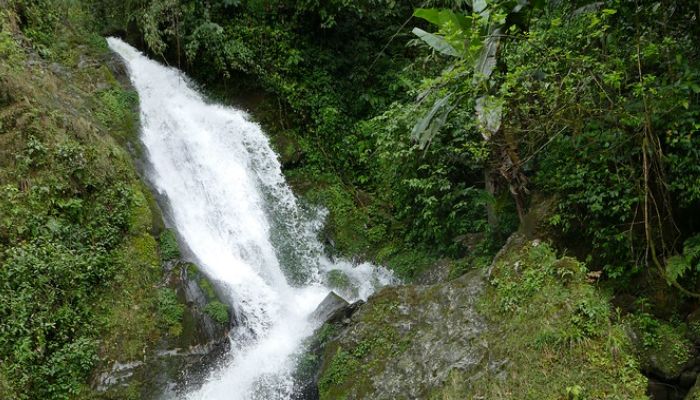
[681,370,698,389]
[270,130,303,168]
[648,380,671,400]
[95,361,144,391]
[315,269,488,400]
[170,262,231,348]
[49,62,68,77]
[629,322,695,381]
[326,299,364,326]
[95,262,232,398]
[414,259,451,285]
[686,374,700,399]
[310,291,350,323]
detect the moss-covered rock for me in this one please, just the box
[95,260,232,398]
[315,269,486,400]
[686,376,700,400]
[270,129,303,168]
[159,228,181,261]
[629,314,695,381]
[313,238,648,399]
[465,241,647,399]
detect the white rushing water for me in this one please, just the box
[107,38,394,399]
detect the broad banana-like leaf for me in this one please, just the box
[419,101,458,150]
[666,255,691,284]
[473,27,500,83]
[411,94,452,144]
[413,8,472,31]
[473,0,489,17]
[475,95,503,141]
[412,28,459,57]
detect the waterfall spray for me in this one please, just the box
[107,38,394,400]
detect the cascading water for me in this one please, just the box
[107,38,394,399]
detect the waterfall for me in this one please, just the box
[106,38,393,399]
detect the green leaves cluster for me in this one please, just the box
[95,0,700,295]
[665,235,700,285]
[203,301,229,325]
[404,0,700,286]
[0,2,167,397]
[159,228,181,261]
[157,288,185,336]
[0,131,136,398]
[510,1,700,281]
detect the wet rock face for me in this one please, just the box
[168,262,231,349]
[95,262,232,398]
[627,316,699,399]
[311,292,350,323]
[685,375,700,400]
[315,269,487,400]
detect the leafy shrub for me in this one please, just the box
[318,348,359,395]
[159,229,180,261]
[204,301,229,325]
[157,288,184,336]
[0,3,169,397]
[478,241,647,398]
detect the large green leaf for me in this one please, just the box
[411,28,459,57]
[473,27,500,82]
[684,234,700,266]
[666,255,691,284]
[411,94,453,147]
[419,101,458,150]
[413,8,472,31]
[475,95,503,140]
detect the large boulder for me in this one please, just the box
[311,291,350,323]
[686,375,700,400]
[314,269,487,400]
[628,320,695,381]
[307,235,647,399]
[94,261,231,398]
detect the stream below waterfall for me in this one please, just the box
[107,38,394,400]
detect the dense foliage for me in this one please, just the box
[2,0,700,396]
[101,0,700,290]
[0,1,175,397]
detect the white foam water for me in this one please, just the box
[107,38,394,400]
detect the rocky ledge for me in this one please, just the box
[94,260,232,399]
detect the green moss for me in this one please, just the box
[157,288,185,337]
[128,185,153,234]
[630,313,693,379]
[317,291,409,400]
[301,177,372,257]
[204,301,229,325]
[319,348,360,396]
[456,241,648,399]
[376,242,436,281]
[159,229,180,261]
[0,30,22,65]
[198,275,218,302]
[687,378,700,400]
[128,232,160,268]
[316,323,338,344]
[186,262,200,276]
[95,87,139,145]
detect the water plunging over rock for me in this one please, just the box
[107,38,394,400]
